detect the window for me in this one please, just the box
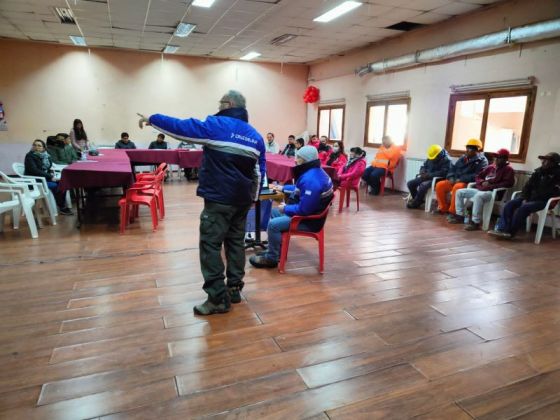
[364,98,410,148]
[445,87,536,162]
[317,105,344,141]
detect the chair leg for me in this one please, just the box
[318,231,325,274]
[33,204,44,229]
[379,176,386,196]
[44,197,57,226]
[534,211,547,244]
[12,206,21,229]
[0,213,5,233]
[482,201,492,231]
[119,202,127,234]
[526,215,532,232]
[338,188,345,213]
[22,203,39,239]
[278,232,290,274]
[425,190,433,213]
[158,192,165,219]
[150,201,158,231]
[346,188,350,207]
[552,212,557,240]
[355,188,360,212]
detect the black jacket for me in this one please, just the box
[149,141,168,150]
[521,165,560,202]
[420,150,452,180]
[281,143,296,157]
[24,151,53,181]
[115,140,137,149]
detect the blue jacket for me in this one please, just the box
[283,159,333,219]
[149,108,266,206]
[420,149,451,179]
[447,153,488,183]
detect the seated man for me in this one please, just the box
[489,152,560,239]
[265,132,279,153]
[452,148,515,230]
[115,132,137,149]
[362,135,403,195]
[434,138,488,219]
[149,133,168,149]
[407,144,451,209]
[177,141,199,180]
[249,146,334,269]
[50,133,78,165]
[280,135,296,157]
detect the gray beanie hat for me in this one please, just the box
[296,145,319,162]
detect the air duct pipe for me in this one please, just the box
[356,18,560,77]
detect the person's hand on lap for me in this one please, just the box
[278,202,285,213]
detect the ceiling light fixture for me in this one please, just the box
[270,34,298,46]
[240,51,261,61]
[53,7,76,24]
[163,45,180,54]
[69,35,87,46]
[174,22,197,38]
[313,1,362,23]
[192,0,215,7]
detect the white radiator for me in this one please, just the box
[404,158,424,181]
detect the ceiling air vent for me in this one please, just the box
[385,21,425,31]
[53,7,76,24]
[270,34,298,46]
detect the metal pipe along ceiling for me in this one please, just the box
[355,18,560,77]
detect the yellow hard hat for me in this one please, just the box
[427,144,442,160]
[466,138,483,150]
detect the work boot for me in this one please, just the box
[193,299,231,316]
[249,255,278,269]
[447,214,463,224]
[464,222,480,231]
[228,285,243,304]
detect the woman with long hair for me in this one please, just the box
[326,141,347,173]
[69,119,88,151]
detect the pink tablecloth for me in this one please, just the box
[177,150,203,168]
[265,153,337,183]
[126,149,180,165]
[59,161,133,191]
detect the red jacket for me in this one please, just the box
[327,153,348,173]
[475,163,515,191]
[319,150,332,165]
[338,157,366,188]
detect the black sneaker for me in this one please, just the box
[193,299,231,316]
[58,207,74,216]
[447,214,463,224]
[228,286,242,304]
[407,202,420,209]
[249,255,278,269]
[464,222,480,231]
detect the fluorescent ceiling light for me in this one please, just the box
[174,22,196,38]
[163,45,179,54]
[240,51,261,61]
[192,0,215,7]
[313,1,362,23]
[69,36,86,46]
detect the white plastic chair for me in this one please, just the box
[51,163,72,209]
[511,191,560,244]
[12,162,59,217]
[0,182,39,238]
[465,181,514,231]
[424,177,443,212]
[0,170,56,227]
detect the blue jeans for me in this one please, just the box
[501,198,546,236]
[47,181,65,208]
[362,166,386,194]
[265,208,292,262]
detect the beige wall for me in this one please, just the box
[307,0,560,190]
[0,39,308,149]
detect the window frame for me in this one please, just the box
[363,98,410,148]
[317,104,345,142]
[444,87,537,163]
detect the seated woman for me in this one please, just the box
[325,141,347,172]
[24,139,73,215]
[249,146,334,269]
[338,147,366,190]
[362,135,403,195]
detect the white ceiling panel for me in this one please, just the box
[0,0,499,63]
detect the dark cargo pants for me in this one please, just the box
[199,200,251,304]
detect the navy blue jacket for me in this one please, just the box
[149,108,266,206]
[447,153,488,183]
[419,150,451,179]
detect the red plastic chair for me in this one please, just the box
[133,170,166,220]
[278,194,335,274]
[119,183,159,233]
[379,157,402,196]
[136,163,168,182]
[338,186,360,212]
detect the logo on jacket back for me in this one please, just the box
[231,132,259,145]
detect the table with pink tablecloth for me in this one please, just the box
[265,153,337,183]
[177,150,203,168]
[125,149,181,165]
[59,161,134,191]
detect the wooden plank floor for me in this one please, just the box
[1,182,560,419]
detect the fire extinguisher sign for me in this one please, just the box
[0,101,7,131]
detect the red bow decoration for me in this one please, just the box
[303,85,320,103]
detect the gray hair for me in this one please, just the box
[222,90,246,109]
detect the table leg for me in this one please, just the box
[75,188,82,229]
[245,199,268,250]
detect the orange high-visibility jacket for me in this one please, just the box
[371,144,403,170]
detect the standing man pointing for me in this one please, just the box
[139,90,266,315]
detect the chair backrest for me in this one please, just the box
[12,163,25,177]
